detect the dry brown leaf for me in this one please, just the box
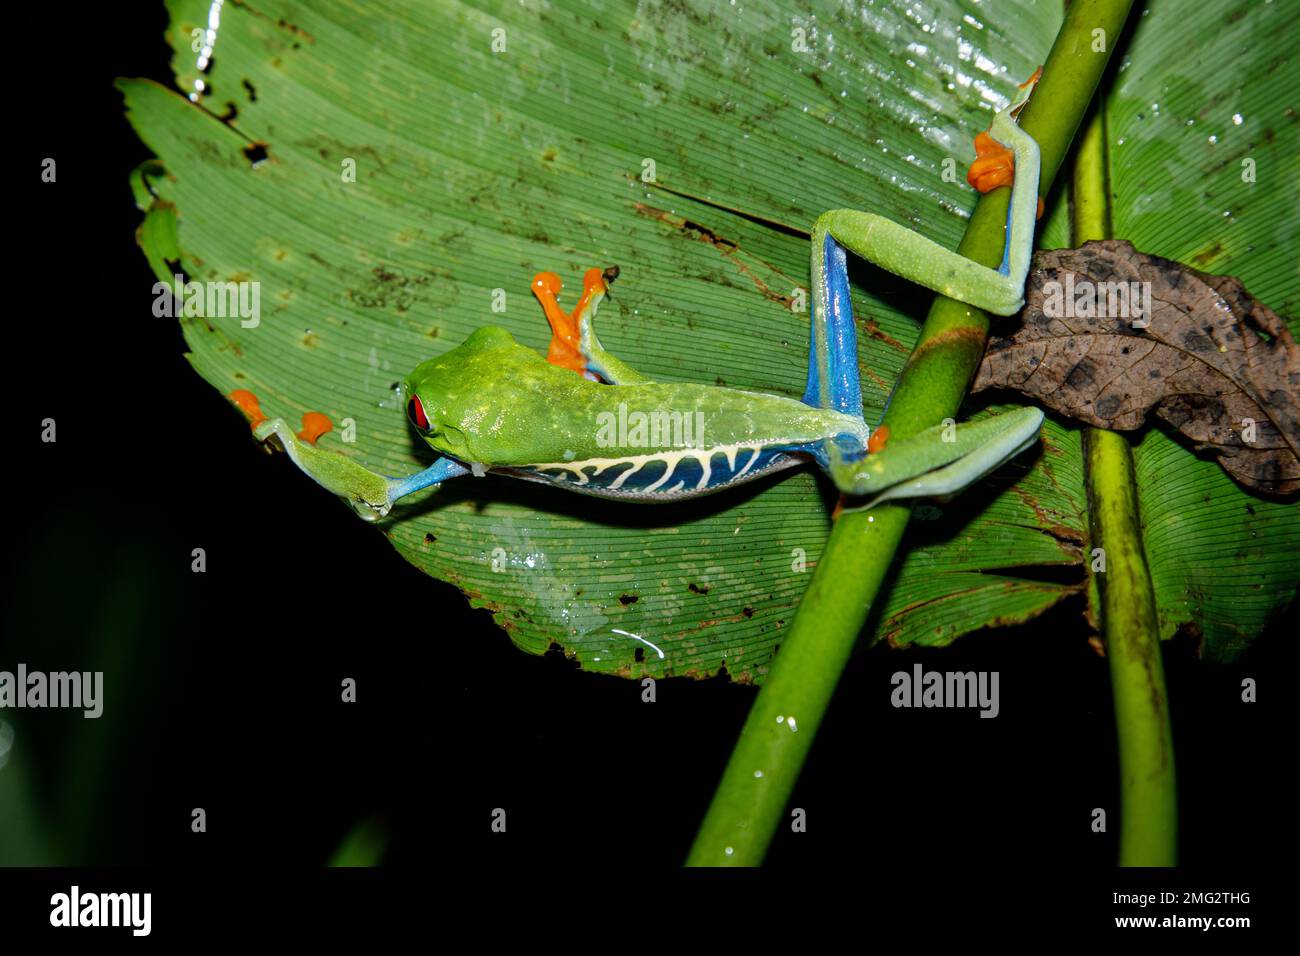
[974,240,1300,494]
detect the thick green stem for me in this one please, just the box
[1073,106,1178,866]
[687,0,1137,866]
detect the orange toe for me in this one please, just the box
[967,132,1045,218]
[297,411,333,445]
[532,271,563,298]
[229,389,267,429]
[967,131,1016,193]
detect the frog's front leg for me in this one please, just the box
[532,265,654,384]
[230,390,468,520]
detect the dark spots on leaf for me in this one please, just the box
[1095,394,1122,419]
[1064,359,1096,388]
[1191,241,1223,266]
[742,606,754,618]
[243,142,270,166]
[218,101,238,123]
[1245,504,1256,516]
[714,376,727,387]
[351,265,431,312]
[619,594,638,605]
[1257,457,1283,486]
[1029,306,1054,330]
[688,582,709,595]
[242,78,258,101]
[424,533,437,544]
[634,646,645,663]
[632,202,796,308]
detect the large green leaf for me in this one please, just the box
[122,0,1293,676]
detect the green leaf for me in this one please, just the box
[123,0,1078,681]
[121,0,1292,676]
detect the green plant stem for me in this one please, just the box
[1073,106,1178,866]
[686,0,1137,867]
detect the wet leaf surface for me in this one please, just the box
[120,0,1296,668]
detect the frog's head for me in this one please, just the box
[402,326,560,465]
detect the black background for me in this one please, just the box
[1,0,1290,926]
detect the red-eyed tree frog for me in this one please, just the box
[232,71,1046,521]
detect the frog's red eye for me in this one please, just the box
[407,396,430,430]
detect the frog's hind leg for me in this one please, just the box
[809,73,1042,321]
[792,226,874,490]
[803,231,865,420]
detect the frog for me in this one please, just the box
[231,69,1047,521]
